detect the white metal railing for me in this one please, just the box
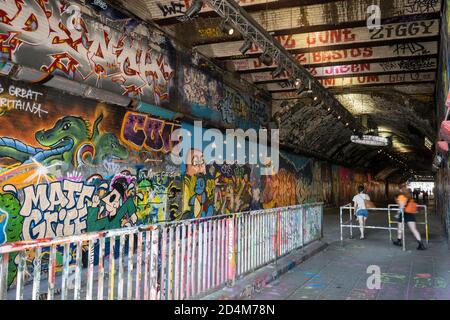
[340,203,428,252]
[387,204,429,244]
[0,203,323,300]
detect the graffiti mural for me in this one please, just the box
[0,77,400,289]
[180,59,270,130]
[0,75,185,286]
[0,0,176,106]
[0,78,178,228]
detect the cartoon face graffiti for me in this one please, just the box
[92,181,125,217]
[186,149,206,176]
[188,176,213,218]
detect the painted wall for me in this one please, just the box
[435,0,450,239]
[0,0,400,287]
[0,0,270,130]
[0,74,400,287]
[0,75,321,286]
[178,55,269,130]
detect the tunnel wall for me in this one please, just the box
[435,0,450,238]
[0,0,399,285]
[0,0,271,130]
[0,75,398,241]
[0,74,400,285]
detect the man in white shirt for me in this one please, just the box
[352,185,370,239]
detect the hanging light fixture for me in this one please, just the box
[271,65,284,78]
[258,50,273,66]
[219,19,234,35]
[239,38,252,54]
[184,0,203,19]
[307,80,313,94]
[297,85,306,95]
[312,96,322,107]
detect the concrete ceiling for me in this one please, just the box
[109,0,440,180]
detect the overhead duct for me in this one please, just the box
[3,62,133,107]
[0,61,14,76]
[10,65,49,83]
[44,75,88,96]
[83,86,132,107]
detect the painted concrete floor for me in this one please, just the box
[247,203,450,300]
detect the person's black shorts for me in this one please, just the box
[396,213,416,223]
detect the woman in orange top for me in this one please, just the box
[393,188,426,250]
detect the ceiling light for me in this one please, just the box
[239,38,253,54]
[219,20,234,35]
[297,85,306,96]
[312,97,322,107]
[294,78,301,87]
[307,80,313,93]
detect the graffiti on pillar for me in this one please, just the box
[0,0,176,105]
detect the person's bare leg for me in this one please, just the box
[393,222,403,246]
[407,222,421,241]
[397,222,403,240]
[408,221,426,250]
[358,216,365,238]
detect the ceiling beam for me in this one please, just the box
[200,0,363,135]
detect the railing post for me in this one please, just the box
[32,248,42,300]
[402,210,406,252]
[339,206,343,243]
[320,204,324,240]
[0,253,9,300]
[425,205,429,244]
[61,243,70,300]
[302,206,305,252]
[149,228,159,300]
[276,208,281,261]
[349,204,353,239]
[227,215,236,286]
[388,206,392,243]
[47,245,56,300]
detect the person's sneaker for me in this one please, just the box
[393,239,402,246]
[417,242,426,250]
